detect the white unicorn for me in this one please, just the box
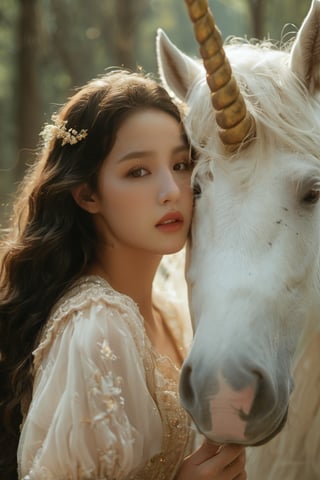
[157,0,320,478]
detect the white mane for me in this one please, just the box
[186,42,320,162]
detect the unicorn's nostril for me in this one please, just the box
[246,367,277,418]
[179,364,195,408]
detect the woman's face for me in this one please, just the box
[91,108,193,256]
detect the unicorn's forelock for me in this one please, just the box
[185,41,320,168]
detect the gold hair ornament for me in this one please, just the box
[40,115,88,146]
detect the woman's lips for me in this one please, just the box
[156,211,184,232]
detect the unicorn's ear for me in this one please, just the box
[156,29,202,100]
[289,0,320,94]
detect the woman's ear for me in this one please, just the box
[72,183,100,214]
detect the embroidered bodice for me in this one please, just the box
[18,276,194,480]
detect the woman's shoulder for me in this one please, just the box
[33,275,144,370]
[53,274,138,319]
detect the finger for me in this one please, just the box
[233,473,247,480]
[219,444,245,465]
[195,445,243,478]
[224,450,246,479]
[192,440,223,465]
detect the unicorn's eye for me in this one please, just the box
[302,189,320,204]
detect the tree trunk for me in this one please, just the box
[49,0,94,85]
[16,0,42,180]
[112,0,149,69]
[113,0,136,68]
[248,0,265,40]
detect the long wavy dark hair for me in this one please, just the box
[0,69,184,479]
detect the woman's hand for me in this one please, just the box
[176,441,246,480]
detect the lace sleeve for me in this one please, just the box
[18,296,163,480]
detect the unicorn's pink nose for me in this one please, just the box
[179,360,288,445]
[208,372,256,442]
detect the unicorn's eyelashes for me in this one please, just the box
[301,189,320,205]
[295,176,320,205]
[193,183,202,198]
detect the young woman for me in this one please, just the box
[0,70,246,480]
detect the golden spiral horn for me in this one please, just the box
[185,0,255,152]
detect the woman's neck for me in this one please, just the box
[87,246,183,367]
[87,246,162,317]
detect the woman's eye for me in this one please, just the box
[128,167,149,178]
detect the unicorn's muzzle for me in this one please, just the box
[179,358,292,446]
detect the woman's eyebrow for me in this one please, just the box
[118,150,153,162]
[119,143,189,163]
[174,144,189,152]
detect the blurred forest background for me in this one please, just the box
[0,0,311,225]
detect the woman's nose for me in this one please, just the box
[158,171,180,204]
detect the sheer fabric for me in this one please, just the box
[18,276,194,480]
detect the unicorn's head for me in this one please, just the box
[157,0,320,446]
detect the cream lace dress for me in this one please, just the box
[17,275,195,480]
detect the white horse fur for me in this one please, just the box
[157,0,320,478]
